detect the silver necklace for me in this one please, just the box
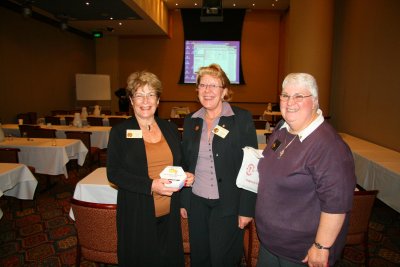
[278,134,298,159]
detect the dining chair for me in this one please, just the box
[342,189,378,267]
[0,147,36,173]
[44,116,61,125]
[64,131,100,170]
[181,217,190,254]
[243,219,260,267]
[115,111,129,116]
[0,147,36,209]
[0,147,20,163]
[108,117,127,127]
[253,120,268,129]
[64,116,74,126]
[16,113,32,125]
[18,124,41,137]
[70,198,118,265]
[51,110,68,116]
[26,128,57,138]
[168,117,185,128]
[87,117,104,126]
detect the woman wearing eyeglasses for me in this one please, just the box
[255,73,356,267]
[180,63,258,266]
[107,71,194,266]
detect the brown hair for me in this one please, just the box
[126,71,162,97]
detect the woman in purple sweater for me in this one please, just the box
[255,73,356,267]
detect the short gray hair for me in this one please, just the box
[282,73,319,99]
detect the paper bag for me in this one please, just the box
[236,147,264,193]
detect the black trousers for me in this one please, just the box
[188,193,244,267]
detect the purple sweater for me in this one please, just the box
[255,121,356,266]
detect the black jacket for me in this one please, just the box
[107,117,184,267]
[181,105,258,217]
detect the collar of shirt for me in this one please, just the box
[280,109,324,142]
[192,102,235,119]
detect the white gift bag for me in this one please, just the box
[236,146,264,193]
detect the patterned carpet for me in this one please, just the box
[0,168,399,267]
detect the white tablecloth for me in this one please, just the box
[0,137,88,178]
[340,133,400,212]
[69,167,116,219]
[256,129,272,144]
[57,115,130,126]
[1,124,111,149]
[52,125,111,149]
[0,163,38,219]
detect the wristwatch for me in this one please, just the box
[314,242,331,250]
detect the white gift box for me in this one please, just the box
[160,166,187,189]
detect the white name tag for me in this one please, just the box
[213,125,229,138]
[126,129,142,138]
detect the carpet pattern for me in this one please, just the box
[1,169,399,267]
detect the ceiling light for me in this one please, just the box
[22,6,32,18]
[60,20,68,31]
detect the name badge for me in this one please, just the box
[271,140,281,151]
[126,129,142,138]
[213,125,229,138]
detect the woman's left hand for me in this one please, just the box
[184,172,195,187]
[238,216,253,229]
[302,245,329,267]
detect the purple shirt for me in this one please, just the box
[191,102,234,199]
[255,120,356,265]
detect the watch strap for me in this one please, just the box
[314,242,331,250]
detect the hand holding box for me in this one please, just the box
[160,166,187,189]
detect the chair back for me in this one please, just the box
[26,128,57,138]
[346,190,378,244]
[45,116,61,125]
[243,220,260,267]
[64,116,74,126]
[0,148,20,163]
[70,198,117,264]
[181,217,190,254]
[253,120,267,129]
[115,111,129,116]
[17,112,37,124]
[87,117,104,126]
[18,124,41,137]
[64,131,92,150]
[168,118,184,128]
[108,117,127,127]
[51,110,68,116]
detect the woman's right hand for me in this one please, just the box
[151,178,179,196]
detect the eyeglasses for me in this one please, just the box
[280,93,313,103]
[133,92,158,101]
[197,83,223,90]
